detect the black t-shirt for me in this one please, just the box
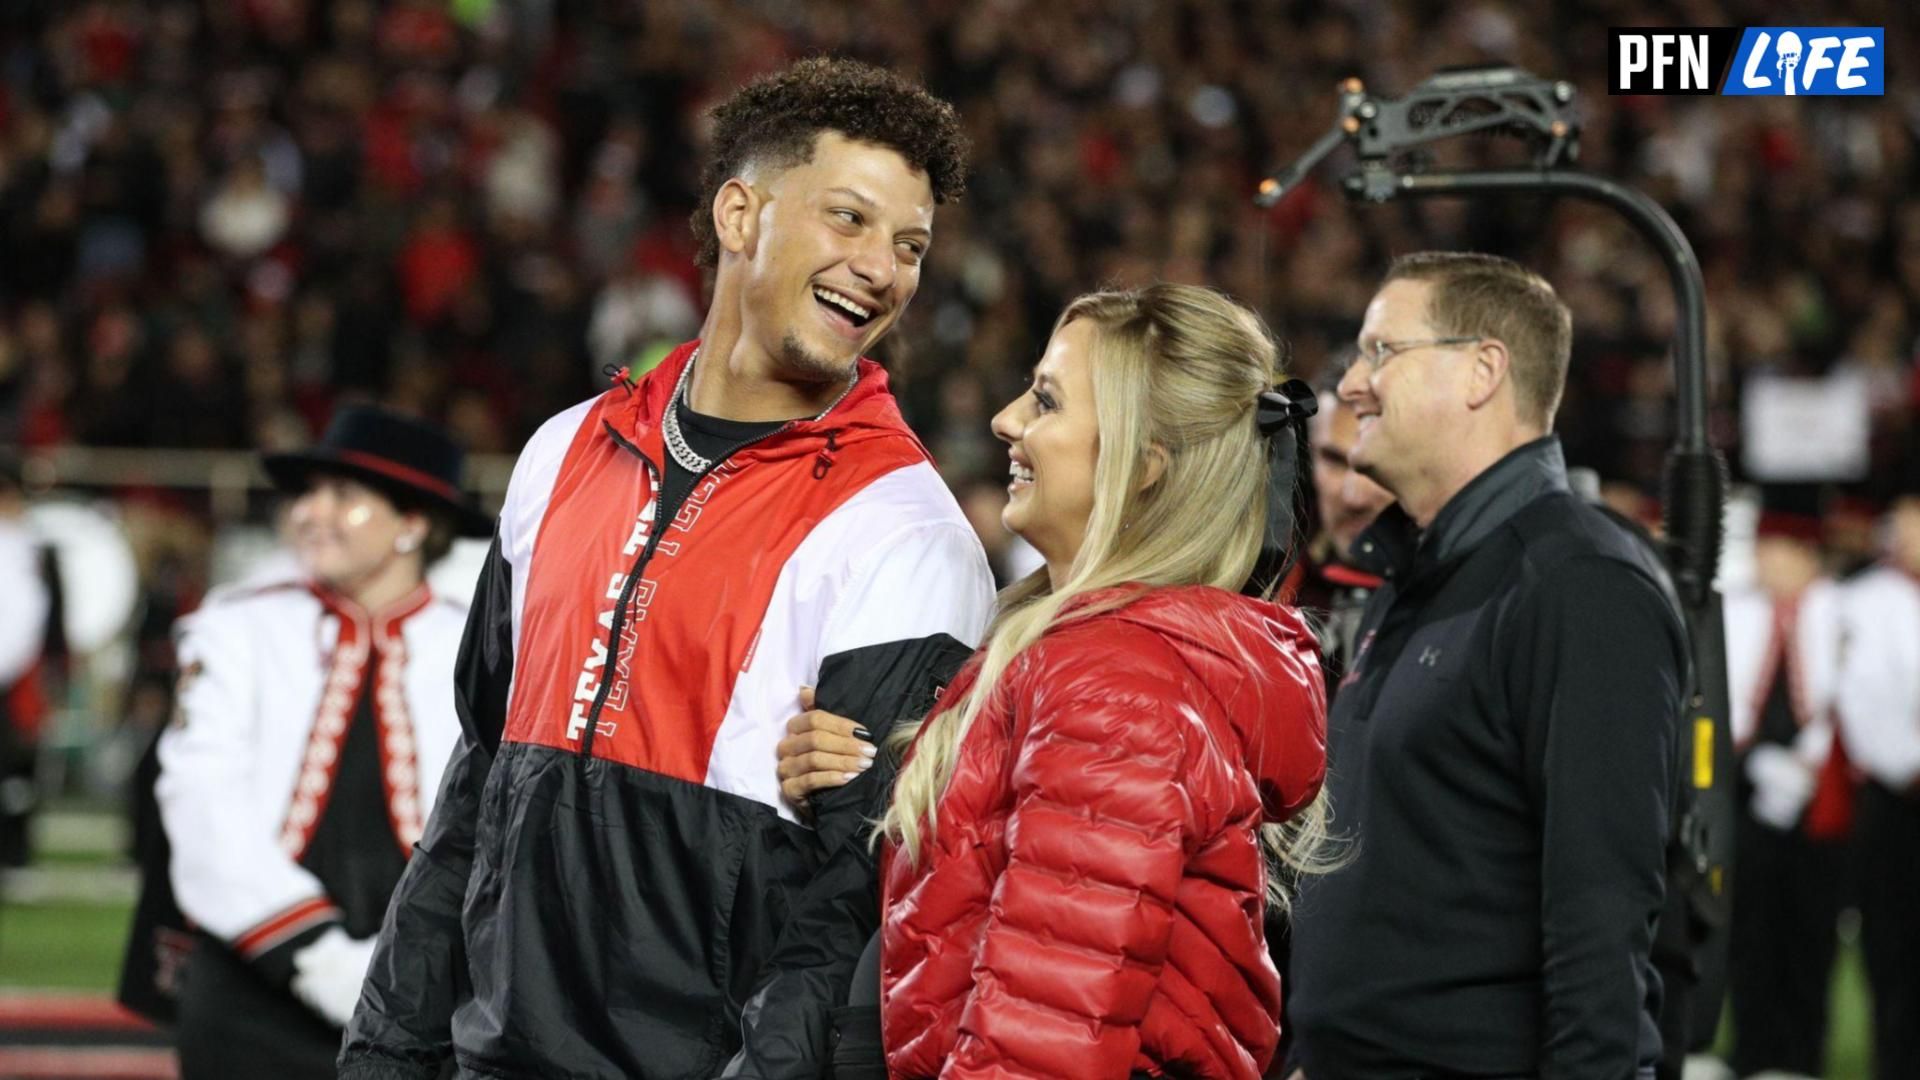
[1756,663,1798,749]
[658,398,785,515]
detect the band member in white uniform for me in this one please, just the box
[0,455,54,870]
[1835,478,1920,1080]
[1722,490,1851,1077]
[156,407,490,1078]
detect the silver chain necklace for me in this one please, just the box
[661,347,858,474]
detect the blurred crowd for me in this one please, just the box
[0,0,1916,567]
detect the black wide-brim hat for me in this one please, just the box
[263,405,493,537]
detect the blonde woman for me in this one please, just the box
[781,284,1332,1079]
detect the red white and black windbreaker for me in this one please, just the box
[341,342,994,1080]
[156,577,466,973]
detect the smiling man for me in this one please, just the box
[339,60,993,1080]
[1295,370,1395,692]
[1286,253,1688,1080]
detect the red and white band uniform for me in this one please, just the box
[1725,578,1847,831]
[1833,563,1920,1080]
[156,576,465,1031]
[1721,577,1852,1076]
[1836,565,1920,793]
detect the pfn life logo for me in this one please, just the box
[1608,27,1883,95]
[1724,28,1882,95]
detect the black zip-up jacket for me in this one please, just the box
[336,348,994,1079]
[1288,437,1687,1080]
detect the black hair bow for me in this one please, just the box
[1256,378,1319,435]
[1247,378,1319,596]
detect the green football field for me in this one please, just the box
[0,895,1880,1077]
[0,899,137,990]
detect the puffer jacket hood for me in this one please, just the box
[881,583,1329,1080]
[1105,586,1328,823]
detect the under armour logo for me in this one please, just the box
[1418,646,1443,668]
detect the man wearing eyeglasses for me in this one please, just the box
[1284,253,1687,1080]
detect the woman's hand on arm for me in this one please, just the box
[776,686,877,808]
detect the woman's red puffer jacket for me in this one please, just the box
[879,584,1328,1079]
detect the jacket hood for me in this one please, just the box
[603,339,928,470]
[1105,585,1328,822]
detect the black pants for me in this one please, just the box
[174,937,342,1080]
[1727,804,1846,1076]
[0,723,36,869]
[1857,783,1920,1080]
[829,932,885,1080]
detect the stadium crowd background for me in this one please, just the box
[4,0,1918,477]
[0,0,1913,1061]
[0,0,1911,771]
[0,0,1916,519]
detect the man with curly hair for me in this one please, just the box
[339,58,993,1079]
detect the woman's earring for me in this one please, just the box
[396,534,422,554]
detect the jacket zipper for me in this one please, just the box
[576,418,797,761]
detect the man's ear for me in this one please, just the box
[1465,337,1511,412]
[713,178,760,260]
[1139,444,1169,492]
